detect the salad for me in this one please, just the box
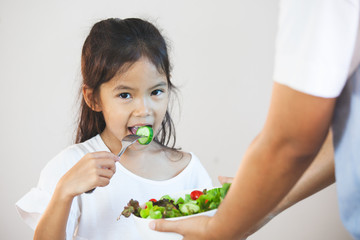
[120,183,231,219]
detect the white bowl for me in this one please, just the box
[132,189,217,240]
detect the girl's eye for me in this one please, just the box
[151,89,164,96]
[119,93,131,99]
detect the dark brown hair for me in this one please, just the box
[75,18,177,148]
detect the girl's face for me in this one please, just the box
[94,57,169,153]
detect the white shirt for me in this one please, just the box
[16,134,213,240]
[273,1,360,239]
[273,0,359,98]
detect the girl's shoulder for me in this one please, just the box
[41,134,105,178]
[164,149,192,163]
[163,150,212,187]
[163,149,203,171]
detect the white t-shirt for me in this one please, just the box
[16,134,213,240]
[273,1,360,239]
[273,0,359,98]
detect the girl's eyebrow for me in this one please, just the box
[113,81,167,92]
[151,82,167,89]
[113,85,134,92]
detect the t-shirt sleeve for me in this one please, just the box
[273,0,359,98]
[189,153,213,189]
[15,147,81,239]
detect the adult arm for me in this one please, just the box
[272,129,335,214]
[152,82,336,239]
[238,129,335,238]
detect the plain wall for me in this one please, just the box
[0,0,352,239]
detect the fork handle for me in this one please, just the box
[117,147,127,157]
[85,188,95,194]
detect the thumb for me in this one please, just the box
[218,176,234,185]
[149,219,182,234]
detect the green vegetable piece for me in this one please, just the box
[163,207,182,218]
[207,188,220,198]
[179,202,200,215]
[146,201,154,209]
[197,194,210,211]
[220,183,231,199]
[136,126,154,145]
[209,201,219,210]
[140,208,149,218]
[149,209,163,219]
[160,195,175,201]
[175,197,184,205]
[184,194,191,202]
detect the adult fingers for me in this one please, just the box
[218,176,234,185]
[150,216,211,240]
[149,219,183,234]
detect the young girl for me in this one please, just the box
[16,18,212,240]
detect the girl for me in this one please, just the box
[16,18,212,240]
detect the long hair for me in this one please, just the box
[75,18,178,148]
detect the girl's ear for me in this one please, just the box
[82,85,102,112]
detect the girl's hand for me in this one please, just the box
[57,151,119,199]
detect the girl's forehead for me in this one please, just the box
[114,58,166,81]
[106,59,167,89]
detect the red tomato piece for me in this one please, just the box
[190,190,204,200]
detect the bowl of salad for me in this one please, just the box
[120,183,231,240]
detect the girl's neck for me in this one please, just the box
[100,131,123,155]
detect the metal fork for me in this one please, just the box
[116,134,143,157]
[85,134,143,194]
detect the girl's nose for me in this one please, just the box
[133,97,151,117]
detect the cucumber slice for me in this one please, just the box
[136,126,154,145]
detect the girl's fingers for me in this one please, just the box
[87,151,120,162]
[62,152,119,196]
[97,168,115,179]
[108,163,116,174]
[97,176,111,187]
[85,152,118,173]
[87,169,113,190]
[97,159,117,173]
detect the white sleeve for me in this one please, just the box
[189,153,213,189]
[273,0,359,98]
[15,148,81,239]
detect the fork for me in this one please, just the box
[85,134,143,194]
[116,134,143,157]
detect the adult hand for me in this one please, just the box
[150,215,214,240]
[218,175,274,239]
[150,175,242,240]
[218,176,234,185]
[57,151,119,198]
[151,215,250,240]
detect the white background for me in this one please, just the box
[0,0,353,239]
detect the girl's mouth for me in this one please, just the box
[128,125,152,135]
